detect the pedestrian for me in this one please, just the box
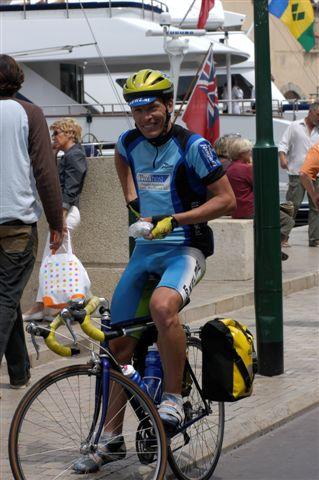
[73,68,236,474]
[299,142,319,232]
[278,102,319,247]
[227,138,294,260]
[23,118,87,321]
[226,138,254,219]
[0,55,63,389]
[231,79,244,115]
[213,133,242,172]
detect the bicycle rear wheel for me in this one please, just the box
[168,337,225,480]
[9,364,167,480]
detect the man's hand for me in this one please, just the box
[279,152,288,170]
[49,229,63,253]
[148,215,178,239]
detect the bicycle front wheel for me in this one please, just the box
[9,364,167,480]
[168,337,225,480]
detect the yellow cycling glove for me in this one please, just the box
[151,215,179,239]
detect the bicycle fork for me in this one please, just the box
[80,354,111,454]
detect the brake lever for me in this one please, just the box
[26,322,42,360]
[65,318,77,345]
[60,308,77,346]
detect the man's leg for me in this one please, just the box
[308,178,319,246]
[0,225,37,385]
[286,175,305,220]
[149,287,185,394]
[280,210,295,242]
[5,306,31,385]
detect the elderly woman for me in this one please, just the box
[226,138,254,219]
[213,133,241,172]
[226,138,294,260]
[23,118,88,321]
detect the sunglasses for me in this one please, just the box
[52,130,62,137]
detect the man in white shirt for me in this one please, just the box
[231,82,243,115]
[278,102,319,247]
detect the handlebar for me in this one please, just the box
[27,296,154,358]
[27,296,108,358]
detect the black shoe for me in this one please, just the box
[10,372,31,389]
[309,241,319,247]
[72,435,126,474]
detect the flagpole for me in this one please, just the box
[172,43,212,125]
[178,0,197,28]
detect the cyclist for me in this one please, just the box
[73,69,235,474]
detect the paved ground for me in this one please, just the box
[215,406,319,480]
[1,226,318,479]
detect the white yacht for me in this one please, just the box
[1,0,288,145]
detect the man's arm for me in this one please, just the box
[27,104,63,251]
[300,147,319,210]
[114,147,137,203]
[279,151,288,170]
[147,176,236,239]
[278,126,290,170]
[174,175,236,226]
[300,172,319,210]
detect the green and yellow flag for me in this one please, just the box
[269,0,315,52]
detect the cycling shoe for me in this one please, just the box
[72,435,126,474]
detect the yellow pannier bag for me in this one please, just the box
[200,318,258,402]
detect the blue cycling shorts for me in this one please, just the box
[110,244,206,327]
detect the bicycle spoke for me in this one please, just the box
[168,337,224,480]
[10,365,166,480]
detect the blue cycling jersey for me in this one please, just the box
[116,124,224,254]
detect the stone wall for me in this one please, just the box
[22,156,128,309]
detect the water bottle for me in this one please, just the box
[143,343,163,404]
[121,364,149,395]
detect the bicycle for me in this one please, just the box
[9,296,225,480]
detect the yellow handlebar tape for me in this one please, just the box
[44,296,106,356]
[44,315,80,357]
[80,296,105,342]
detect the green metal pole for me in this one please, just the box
[253,0,284,376]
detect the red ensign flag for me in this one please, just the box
[182,46,220,146]
[197,0,215,29]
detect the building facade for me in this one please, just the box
[224,0,319,100]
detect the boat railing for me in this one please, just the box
[40,102,132,115]
[0,1,168,20]
[39,97,319,118]
[39,99,287,117]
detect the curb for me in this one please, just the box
[222,393,319,453]
[4,271,318,369]
[181,271,319,324]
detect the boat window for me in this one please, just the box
[218,74,253,99]
[61,64,84,104]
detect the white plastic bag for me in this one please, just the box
[38,232,91,308]
[128,220,153,238]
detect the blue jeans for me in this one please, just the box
[0,224,37,385]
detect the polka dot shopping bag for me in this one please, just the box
[39,232,91,308]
